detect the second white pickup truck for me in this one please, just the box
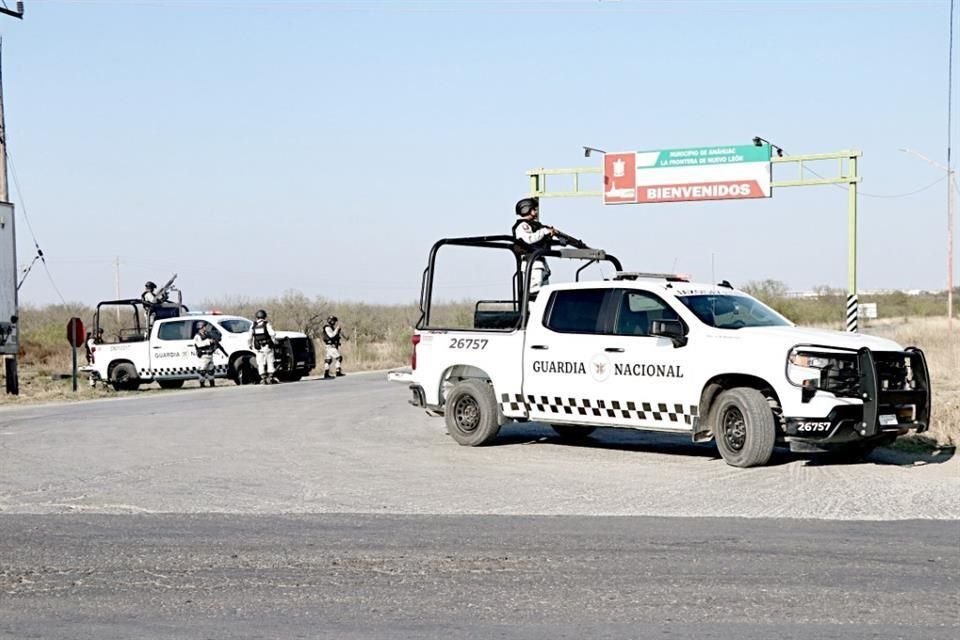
[86,298,316,390]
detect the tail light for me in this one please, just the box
[411,334,421,370]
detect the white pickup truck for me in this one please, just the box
[85,298,316,390]
[399,235,931,467]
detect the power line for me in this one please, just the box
[35,0,943,11]
[799,163,952,199]
[6,150,67,303]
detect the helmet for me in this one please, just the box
[327,315,338,324]
[515,197,539,217]
[145,281,156,289]
[255,309,267,319]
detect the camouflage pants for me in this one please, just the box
[324,345,342,373]
[520,258,551,294]
[255,346,275,376]
[197,354,215,385]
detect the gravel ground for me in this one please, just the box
[0,372,957,520]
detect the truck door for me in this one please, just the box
[152,319,200,379]
[598,288,697,432]
[522,288,620,426]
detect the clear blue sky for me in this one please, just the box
[2,0,956,306]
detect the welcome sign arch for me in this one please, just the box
[527,144,862,332]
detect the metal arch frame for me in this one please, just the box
[526,150,863,332]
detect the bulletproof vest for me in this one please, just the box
[512,218,549,250]
[196,338,216,356]
[323,326,341,346]
[252,321,274,348]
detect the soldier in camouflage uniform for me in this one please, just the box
[512,197,557,294]
[193,322,217,388]
[322,316,345,379]
[248,309,278,384]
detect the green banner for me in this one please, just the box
[640,144,772,169]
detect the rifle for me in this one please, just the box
[551,229,589,249]
[156,273,178,303]
[195,339,227,358]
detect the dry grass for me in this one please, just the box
[3,301,958,450]
[882,317,958,448]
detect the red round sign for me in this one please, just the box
[66,317,85,348]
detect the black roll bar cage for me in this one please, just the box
[417,235,622,330]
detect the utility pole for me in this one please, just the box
[115,256,121,322]
[950,169,956,330]
[900,148,956,330]
[0,37,18,393]
[0,4,24,394]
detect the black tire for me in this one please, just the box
[110,363,140,392]
[232,355,259,386]
[275,371,303,383]
[551,424,596,440]
[711,387,776,468]
[158,379,185,390]
[444,379,501,446]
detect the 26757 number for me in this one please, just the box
[448,338,488,350]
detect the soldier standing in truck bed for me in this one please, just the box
[512,197,557,294]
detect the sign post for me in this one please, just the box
[66,317,85,392]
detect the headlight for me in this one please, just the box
[786,349,859,396]
[788,352,831,369]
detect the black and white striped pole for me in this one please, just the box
[846,154,859,332]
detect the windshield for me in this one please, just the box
[677,294,791,329]
[218,318,253,334]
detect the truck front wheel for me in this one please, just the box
[711,388,776,468]
[444,380,501,446]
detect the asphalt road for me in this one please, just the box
[1,373,958,638]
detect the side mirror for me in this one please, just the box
[650,319,688,348]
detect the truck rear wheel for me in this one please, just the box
[158,379,185,390]
[232,355,259,385]
[711,388,776,468]
[110,363,141,392]
[444,380,501,446]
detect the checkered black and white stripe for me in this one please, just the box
[500,393,698,426]
[141,365,229,378]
